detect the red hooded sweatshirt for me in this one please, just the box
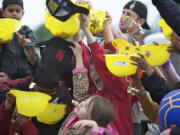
[79,40,133,135]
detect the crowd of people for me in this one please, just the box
[0,0,180,135]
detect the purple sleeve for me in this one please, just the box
[162,62,180,88]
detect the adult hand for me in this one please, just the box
[130,53,154,76]
[168,32,180,54]
[0,72,11,83]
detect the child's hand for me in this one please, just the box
[23,46,36,65]
[15,113,31,126]
[76,0,92,9]
[16,32,31,44]
[80,14,90,30]
[11,109,31,131]
[5,92,15,110]
[130,53,154,76]
[74,120,99,132]
[69,42,82,58]
[103,12,112,27]
[0,72,11,83]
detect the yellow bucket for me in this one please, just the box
[89,9,106,35]
[37,103,66,124]
[105,54,139,77]
[158,19,173,41]
[45,11,80,39]
[10,90,52,117]
[0,18,21,44]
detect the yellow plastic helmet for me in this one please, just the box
[10,90,52,117]
[158,19,173,41]
[112,39,136,54]
[45,11,80,39]
[89,9,106,35]
[112,39,171,66]
[105,54,139,77]
[139,43,171,66]
[37,103,66,124]
[0,18,21,44]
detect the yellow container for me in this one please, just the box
[139,43,171,66]
[105,54,139,77]
[45,11,80,39]
[0,18,21,44]
[112,39,171,66]
[37,103,66,124]
[10,90,52,117]
[112,38,136,54]
[89,9,106,34]
[158,19,173,41]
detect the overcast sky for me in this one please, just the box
[0,0,160,31]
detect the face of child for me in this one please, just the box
[2,4,24,20]
[89,64,104,91]
[119,9,139,32]
[74,97,93,120]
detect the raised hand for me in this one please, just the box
[5,92,15,110]
[130,53,154,76]
[168,32,180,54]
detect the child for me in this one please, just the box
[0,0,37,82]
[0,92,40,135]
[0,63,73,135]
[58,42,118,135]
[73,14,133,134]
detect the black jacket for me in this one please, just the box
[152,0,180,36]
[0,25,37,79]
[141,71,171,104]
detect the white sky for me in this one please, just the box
[0,0,160,31]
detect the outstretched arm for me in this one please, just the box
[69,42,89,102]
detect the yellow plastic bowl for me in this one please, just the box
[10,90,52,117]
[139,43,171,66]
[37,103,66,124]
[158,19,172,41]
[0,18,21,44]
[45,11,80,39]
[89,9,106,34]
[105,54,139,77]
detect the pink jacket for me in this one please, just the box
[61,115,119,135]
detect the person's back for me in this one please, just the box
[0,0,37,80]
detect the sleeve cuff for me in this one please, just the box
[161,59,171,69]
[72,67,88,74]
